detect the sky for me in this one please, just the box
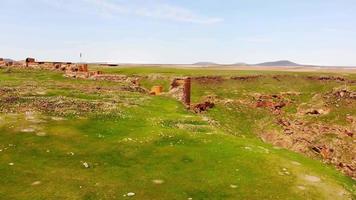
[1,0,356,66]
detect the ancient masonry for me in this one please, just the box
[0,58,14,67]
[169,77,191,107]
[0,57,216,112]
[150,86,163,95]
[1,57,196,107]
[26,57,36,67]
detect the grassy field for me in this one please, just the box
[0,67,355,199]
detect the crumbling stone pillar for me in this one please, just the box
[25,57,35,67]
[169,77,191,107]
[0,58,4,67]
[183,77,191,106]
[78,64,88,72]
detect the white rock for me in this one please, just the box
[244,146,252,150]
[127,192,135,197]
[152,179,164,184]
[31,181,41,186]
[82,162,89,168]
[230,184,238,188]
[36,91,47,95]
[21,128,35,133]
[8,163,14,166]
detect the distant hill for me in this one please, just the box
[255,60,301,66]
[233,62,249,66]
[2,58,14,62]
[193,62,219,66]
[193,60,301,67]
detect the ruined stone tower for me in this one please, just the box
[169,77,191,107]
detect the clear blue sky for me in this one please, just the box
[1,0,355,65]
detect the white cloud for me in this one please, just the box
[42,0,223,24]
[134,3,223,24]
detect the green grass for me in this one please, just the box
[0,68,354,199]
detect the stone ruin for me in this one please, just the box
[168,77,216,112]
[0,58,17,67]
[150,86,163,95]
[1,58,215,112]
[89,74,139,85]
[0,58,4,67]
[192,101,215,113]
[25,57,36,67]
[169,77,191,107]
[78,64,88,72]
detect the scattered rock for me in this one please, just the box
[330,87,356,99]
[231,75,262,81]
[51,117,65,121]
[312,145,334,159]
[306,76,352,83]
[304,175,321,183]
[127,192,135,197]
[152,179,165,185]
[304,108,329,116]
[36,132,47,137]
[36,91,47,95]
[21,128,35,133]
[82,162,90,168]
[244,146,252,151]
[31,181,41,186]
[193,76,224,84]
[192,101,215,113]
[254,93,292,114]
[266,115,356,178]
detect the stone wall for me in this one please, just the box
[169,77,191,107]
